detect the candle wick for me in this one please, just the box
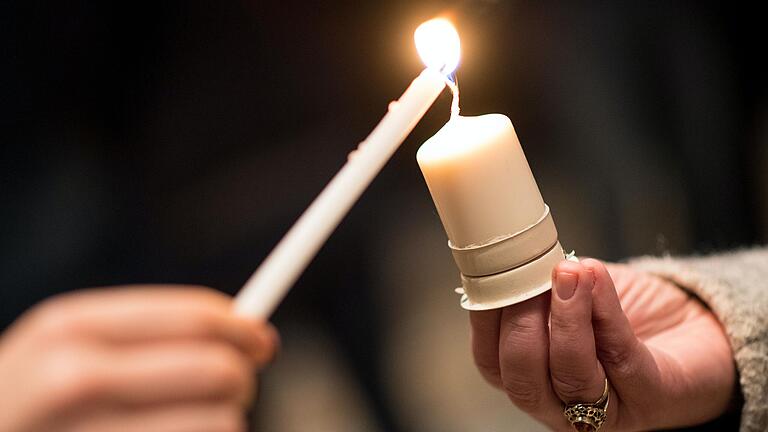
[445,73,460,118]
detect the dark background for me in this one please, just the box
[2,1,765,430]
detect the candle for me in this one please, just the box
[418,115,545,247]
[417,114,564,310]
[234,18,461,319]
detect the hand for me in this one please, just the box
[470,259,735,431]
[0,286,278,432]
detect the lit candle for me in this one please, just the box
[234,18,461,319]
[417,114,564,309]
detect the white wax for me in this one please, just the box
[234,69,446,319]
[417,114,545,248]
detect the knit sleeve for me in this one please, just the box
[629,247,768,432]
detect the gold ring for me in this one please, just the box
[563,378,610,432]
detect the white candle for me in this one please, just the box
[234,19,462,319]
[417,114,545,248]
[417,114,564,309]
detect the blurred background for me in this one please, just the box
[1,0,765,430]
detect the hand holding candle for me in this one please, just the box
[470,260,735,431]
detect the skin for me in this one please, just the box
[471,259,736,431]
[0,286,278,432]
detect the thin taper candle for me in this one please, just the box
[234,18,461,318]
[234,71,445,318]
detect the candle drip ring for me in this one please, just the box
[449,205,558,277]
[458,241,565,310]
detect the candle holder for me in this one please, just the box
[451,205,565,310]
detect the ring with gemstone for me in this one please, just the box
[563,378,610,432]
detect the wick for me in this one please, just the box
[445,73,460,119]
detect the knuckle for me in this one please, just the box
[188,308,221,338]
[506,315,542,336]
[597,340,639,378]
[549,315,581,334]
[501,378,545,412]
[500,327,540,354]
[472,348,501,382]
[41,349,102,411]
[550,373,597,402]
[474,362,502,388]
[206,348,253,396]
[28,302,82,340]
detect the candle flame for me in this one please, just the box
[414,18,461,75]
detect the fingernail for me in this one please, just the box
[556,271,578,300]
[585,268,596,286]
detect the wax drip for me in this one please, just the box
[446,72,460,118]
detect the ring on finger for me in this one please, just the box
[563,378,610,432]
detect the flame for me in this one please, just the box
[414,18,461,75]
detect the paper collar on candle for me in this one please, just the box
[415,18,461,75]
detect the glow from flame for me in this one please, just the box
[414,18,461,75]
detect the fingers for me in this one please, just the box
[97,341,256,406]
[6,288,270,432]
[30,286,277,366]
[36,341,256,423]
[497,293,562,418]
[549,261,606,403]
[64,402,246,432]
[470,309,502,388]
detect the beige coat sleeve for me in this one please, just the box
[630,247,768,432]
